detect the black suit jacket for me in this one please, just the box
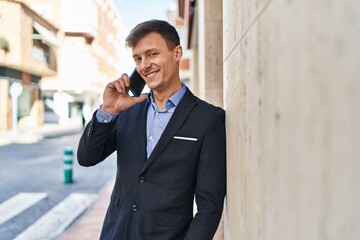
[77,88,226,240]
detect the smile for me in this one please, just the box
[145,71,158,78]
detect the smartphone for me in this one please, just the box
[129,69,146,97]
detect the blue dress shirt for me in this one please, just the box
[96,83,187,158]
[146,84,186,158]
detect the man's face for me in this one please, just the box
[132,32,182,93]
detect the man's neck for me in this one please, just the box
[153,81,182,110]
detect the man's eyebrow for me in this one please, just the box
[132,48,158,58]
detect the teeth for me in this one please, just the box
[147,72,157,77]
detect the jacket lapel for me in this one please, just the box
[139,88,197,175]
[137,99,149,162]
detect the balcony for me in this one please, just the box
[61,0,98,39]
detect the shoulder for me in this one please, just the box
[195,96,223,112]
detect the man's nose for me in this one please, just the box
[140,58,151,71]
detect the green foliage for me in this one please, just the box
[0,36,10,52]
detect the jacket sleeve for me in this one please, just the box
[185,108,227,240]
[77,110,117,167]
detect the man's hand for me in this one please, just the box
[102,73,147,114]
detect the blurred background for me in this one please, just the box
[1,0,360,239]
[0,0,180,137]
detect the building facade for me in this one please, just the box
[1,0,125,132]
[178,0,360,239]
[25,0,125,125]
[0,0,58,131]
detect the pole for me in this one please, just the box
[9,82,23,138]
[12,95,18,137]
[63,147,73,183]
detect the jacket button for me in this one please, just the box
[132,204,138,212]
[139,176,145,183]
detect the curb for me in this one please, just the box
[0,123,83,147]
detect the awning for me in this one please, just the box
[32,22,59,47]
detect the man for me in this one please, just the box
[77,19,226,240]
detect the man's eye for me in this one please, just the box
[134,58,141,64]
[150,52,158,57]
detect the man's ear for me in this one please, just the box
[174,45,183,61]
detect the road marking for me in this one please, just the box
[0,193,47,226]
[14,193,97,240]
[2,156,59,165]
[23,155,61,165]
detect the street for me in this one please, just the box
[0,133,117,240]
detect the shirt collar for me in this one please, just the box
[147,83,187,112]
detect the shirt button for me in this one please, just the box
[155,112,159,115]
[139,176,145,183]
[132,204,138,212]
[149,135,153,140]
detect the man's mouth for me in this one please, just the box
[145,71,159,78]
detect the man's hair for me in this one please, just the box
[125,19,180,50]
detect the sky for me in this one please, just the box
[113,0,176,30]
[112,0,177,74]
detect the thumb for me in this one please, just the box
[133,94,148,104]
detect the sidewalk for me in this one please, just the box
[58,179,113,240]
[0,119,83,147]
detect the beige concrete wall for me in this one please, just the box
[194,1,225,239]
[197,0,223,107]
[0,2,22,64]
[0,79,10,131]
[23,0,62,27]
[223,0,360,239]
[0,1,57,76]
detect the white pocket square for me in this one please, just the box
[173,136,198,141]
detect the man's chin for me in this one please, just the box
[147,82,160,91]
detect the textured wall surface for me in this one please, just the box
[223,0,360,239]
[197,0,224,107]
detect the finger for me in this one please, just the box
[117,77,126,92]
[106,81,120,94]
[113,79,123,93]
[115,76,130,93]
[106,81,115,90]
[122,73,131,88]
[132,94,148,104]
